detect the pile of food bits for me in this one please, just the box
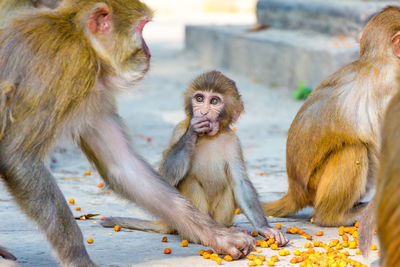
[242,221,375,266]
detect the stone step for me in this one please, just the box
[185,25,359,89]
[256,0,394,36]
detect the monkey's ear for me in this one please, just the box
[391,32,400,58]
[87,3,111,34]
[232,101,244,123]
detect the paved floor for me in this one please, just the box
[0,13,379,267]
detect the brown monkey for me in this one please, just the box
[262,6,400,226]
[0,1,254,266]
[374,91,400,266]
[102,71,289,246]
[0,0,60,26]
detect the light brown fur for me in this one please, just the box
[263,6,400,226]
[0,3,254,266]
[102,71,288,245]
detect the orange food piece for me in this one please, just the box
[114,225,121,232]
[266,260,275,266]
[259,172,265,176]
[270,244,278,250]
[251,230,258,237]
[259,255,266,261]
[162,236,168,242]
[97,182,104,188]
[84,170,91,175]
[315,231,324,236]
[354,221,360,228]
[276,223,282,230]
[164,248,171,254]
[87,238,94,244]
[371,243,378,250]
[224,255,233,262]
[75,207,81,211]
[232,127,238,132]
[146,136,152,142]
[271,255,278,262]
[101,216,106,221]
[235,208,241,214]
[206,249,214,254]
[181,240,189,247]
[68,198,75,204]
[138,133,144,138]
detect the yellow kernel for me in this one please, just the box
[276,223,282,230]
[352,231,358,238]
[87,238,93,244]
[356,249,361,255]
[214,257,222,264]
[199,249,204,256]
[259,256,266,261]
[224,255,233,261]
[97,182,104,188]
[108,233,112,236]
[114,225,121,232]
[349,241,357,249]
[266,260,275,266]
[254,259,263,266]
[84,170,91,175]
[310,217,315,223]
[235,208,241,214]
[293,250,301,256]
[181,240,189,247]
[270,244,278,250]
[371,243,378,250]
[68,198,75,204]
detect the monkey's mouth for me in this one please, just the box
[141,37,151,58]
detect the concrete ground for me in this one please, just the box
[0,13,379,267]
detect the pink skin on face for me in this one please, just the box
[191,91,224,136]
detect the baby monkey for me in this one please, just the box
[103,71,288,246]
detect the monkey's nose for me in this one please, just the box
[200,110,209,115]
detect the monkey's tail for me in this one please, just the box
[358,201,376,257]
[261,190,305,217]
[100,216,175,234]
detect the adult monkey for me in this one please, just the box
[102,71,288,246]
[0,0,254,266]
[263,6,400,226]
[0,0,60,26]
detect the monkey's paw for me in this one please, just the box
[258,226,289,246]
[211,228,255,259]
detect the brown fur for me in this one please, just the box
[375,91,400,267]
[0,3,255,266]
[262,6,400,226]
[102,71,288,246]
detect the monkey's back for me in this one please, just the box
[286,60,396,193]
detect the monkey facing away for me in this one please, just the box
[102,71,289,246]
[0,1,254,266]
[262,6,400,226]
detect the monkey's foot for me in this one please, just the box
[0,247,16,261]
[257,226,289,246]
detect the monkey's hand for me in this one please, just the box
[188,117,211,137]
[210,228,255,259]
[257,226,289,246]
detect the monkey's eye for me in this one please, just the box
[195,95,204,102]
[210,97,220,105]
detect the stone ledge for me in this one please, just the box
[185,25,359,89]
[256,0,392,36]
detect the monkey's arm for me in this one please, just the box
[159,120,197,186]
[79,114,254,259]
[228,142,288,246]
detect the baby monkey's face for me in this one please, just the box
[191,90,224,136]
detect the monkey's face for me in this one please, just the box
[192,90,224,136]
[82,0,153,88]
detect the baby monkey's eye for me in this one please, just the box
[210,97,220,105]
[195,95,204,102]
